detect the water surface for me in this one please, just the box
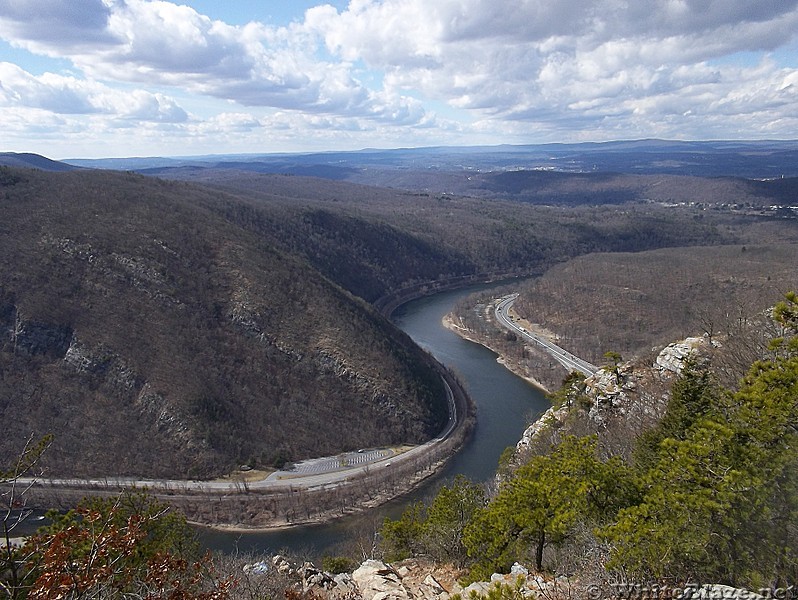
[198,284,549,557]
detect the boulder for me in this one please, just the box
[419,574,449,600]
[333,571,359,597]
[655,337,706,373]
[510,563,528,577]
[242,560,269,575]
[272,554,294,575]
[352,560,411,600]
[462,581,494,597]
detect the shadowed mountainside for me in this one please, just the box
[156,170,733,302]
[0,168,448,478]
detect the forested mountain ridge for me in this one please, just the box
[0,158,784,479]
[0,167,448,478]
[67,139,798,180]
[159,170,734,302]
[0,152,78,172]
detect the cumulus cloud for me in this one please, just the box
[1,0,797,154]
[0,62,188,121]
[0,0,116,51]
[313,0,798,138]
[320,0,798,58]
[0,0,431,127]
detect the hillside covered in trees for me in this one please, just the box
[0,156,794,480]
[0,168,450,478]
[513,243,798,371]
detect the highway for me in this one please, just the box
[19,377,460,494]
[494,294,599,377]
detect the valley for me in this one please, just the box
[2,143,797,528]
[4,0,798,593]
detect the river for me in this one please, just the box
[197,284,549,559]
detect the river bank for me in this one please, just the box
[19,363,473,532]
[439,284,579,394]
[440,305,561,465]
[442,312,550,394]
[373,271,538,318]
[18,430,459,531]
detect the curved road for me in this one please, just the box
[22,377,459,494]
[495,294,599,377]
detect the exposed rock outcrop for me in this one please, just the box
[511,335,714,462]
[352,560,412,600]
[245,552,767,600]
[655,336,710,373]
[258,557,602,600]
[515,404,569,455]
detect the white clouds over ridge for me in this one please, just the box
[0,0,796,156]
[0,61,187,121]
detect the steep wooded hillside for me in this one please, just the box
[514,244,798,366]
[159,170,733,302]
[0,168,447,478]
[0,162,776,479]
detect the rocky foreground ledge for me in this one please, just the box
[257,555,568,600]
[247,555,767,600]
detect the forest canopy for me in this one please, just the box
[382,292,798,590]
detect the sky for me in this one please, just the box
[1,0,797,158]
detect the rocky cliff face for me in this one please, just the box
[654,337,710,374]
[514,335,711,462]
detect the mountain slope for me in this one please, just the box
[0,152,78,171]
[0,168,447,478]
[161,170,734,302]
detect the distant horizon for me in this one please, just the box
[29,137,798,162]
[1,1,797,158]
[5,138,798,181]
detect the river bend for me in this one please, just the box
[198,284,549,557]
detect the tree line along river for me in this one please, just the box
[198,283,550,559]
